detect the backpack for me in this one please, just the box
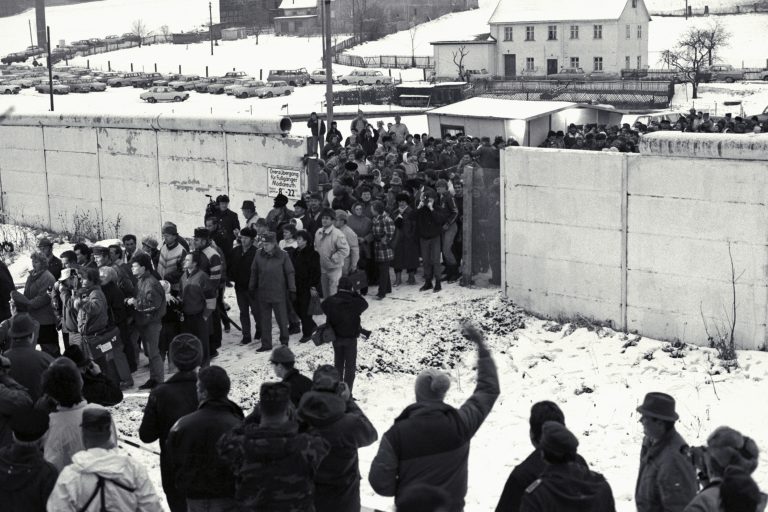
[78,474,136,512]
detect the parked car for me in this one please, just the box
[1,53,27,65]
[35,80,70,94]
[231,80,267,98]
[70,40,91,50]
[253,80,294,98]
[465,69,492,81]
[132,72,166,88]
[707,64,744,83]
[7,77,35,88]
[193,77,219,92]
[207,77,240,94]
[267,68,310,86]
[339,69,393,86]
[140,86,189,103]
[87,38,105,46]
[0,82,21,94]
[224,78,254,95]
[107,72,143,87]
[64,80,107,93]
[309,68,341,84]
[753,105,768,123]
[223,70,247,79]
[122,33,142,43]
[168,75,200,91]
[104,34,122,43]
[550,67,588,80]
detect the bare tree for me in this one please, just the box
[452,45,470,80]
[160,25,171,42]
[663,25,719,99]
[701,20,731,67]
[408,22,419,67]
[131,19,148,47]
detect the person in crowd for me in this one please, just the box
[392,192,419,286]
[435,179,460,283]
[99,265,137,376]
[231,227,259,345]
[389,115,410,145]
[496,401,588,512]
[292,230,321,344]
[192,228,223,359]
[270,345,312,408]
[24,252,58,356]
[416,189,447,293]
[120,235,145,264]
[369,323,499,511]
[307,112,326,154]
[167,365,243,511]
[52,270,79,352]
[3,313,53,401]
[36,237,62,280]
[314,209,350,298]
[47,408,164,512]
[321,276,368,393]
[142,236,161,270]
[40,357,105,471]
[334,210,359,277]
[0,406,57,512]
[74,243,98,269]
[266,194,295,239]
[63,344,123,406]
[370,200,395,299]
[0,259,13,324]
[157,223,188,292]
[240,200,260,231]
[94,245,134,297]
[128,253,167,390]
[0,355,32,448]
[519,421,615,512]
[347,202,374,293]
[683,426,761,512]
[218,382,330,511]
[139,334,202,512]
[635,392,698,512]
[214,195,240,245]
[719,466,766,512]
[1,293,40,353]
[297,365,378,512]
[280,224,299,252]
[326,121,342,144]
[294,199,315,237]
[249,232,296,352]
[180,252,212,364]
[396,484,452,512]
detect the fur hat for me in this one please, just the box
[707,426,759,473]
[9,314,35,339]
[319,208,336,221]
[312,364,340,392]
[241,200,256,211]
[10,407,50,442]
[239,227,256,239]
[273,194,289,207]
[170,334,203,371]
[396,192,411,204]
[270,346,295,364]
[334,210,348,222]
[193,227,210,239]
[42,358,83,407]
[414,369,451,402]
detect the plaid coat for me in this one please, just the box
[372,212,395,262]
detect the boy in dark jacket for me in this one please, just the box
[369,323,499,512]
[139,334,202,512]
[129,253,167,389]
[416,189,447,292]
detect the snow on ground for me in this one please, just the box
[670,82,768,116]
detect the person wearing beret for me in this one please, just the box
[519,421,615,512]
[635,392,698,512]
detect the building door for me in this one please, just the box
[504,54,516,78]
[547,59,558,75]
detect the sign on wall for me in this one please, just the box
[267,167,302,199]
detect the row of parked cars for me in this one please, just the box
[1,34,143,66]
[0,63,113,95]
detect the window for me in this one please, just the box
[593,24,602,39]
[548,25,557,40]
[625,56,630,69]
[570,57,580,68]
[526,57,535,71]
[570,25,579,39]
[525,26,535,41]
[637,56,642,69]
[594,56,603,71]
[626,24,631,39]
[504,26,513,41]
[637,25,642,38]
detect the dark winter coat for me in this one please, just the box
[476,143,500,169]
[81,368,123,406]
[496,448,588,512]
[392,206,420,271]
[635,429,698,512]
[283,368,313,408]
[23,269,56,326]
[0,261,15,323]
[0,376,33,448]
[46,255,63,281]
[217,420,330,512]
[331,192,356,213]
[291,245,321,294]
[230,244,257,292]
[180,269,211,317]
[249,247,296,303]
[308,117,326,138]
[215,208,241,246]
[520,462,616,512]
[132,272,166,326]
[4,338,54,401]
[0,443,58,512]
[73,284,109,336]
[101,280,127,326]
[416,204,447,240]
[139,370,199,497]
[167,398,244,500]
[368,349,500,512]
[321,290,368,339]
[298,392,378,512]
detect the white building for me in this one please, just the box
[432,0,650,79]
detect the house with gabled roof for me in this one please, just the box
[432,0,650,80]
[274,0,319,35]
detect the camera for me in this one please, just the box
[688,445,710,486]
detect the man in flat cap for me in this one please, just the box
[214,195,240,246]
[36,237,62,280]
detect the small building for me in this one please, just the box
[221,27,248,40]
[220,0,280,28]
[432,0,651,80]
[426,97,623,145]
[394,82,472,107]
[274,0,318,35]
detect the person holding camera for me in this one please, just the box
[416,189,447,293]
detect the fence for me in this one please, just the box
[462,165,501,287]
[334,53,434,69]
[652,1,768,16]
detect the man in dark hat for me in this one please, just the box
[4,313,52,401]
[157,223,188,292]
[270,345,312,407]
[0,406,58,511]
[140,334,201,512]
[635,392,697,512]
[37,237,62,280]
[230,227,260,345]
[519,421,615,512]
[218,382,330,511]
[241,200,259,231]
[214,194,240,243]
[0,355,32,448]
[266,194,295,240]
[63,344,123,407]
[47,408,164,511]
[192,227,224,359]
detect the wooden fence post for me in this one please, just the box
[179,64,182,74]
[154,63,157,72]
[130,62,133,72]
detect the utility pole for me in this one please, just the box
[209,1,214,56]
[685,0,689,19]
[28,19,34,46]
[46,26,53,112]
[35,0,47,48]
[324,0,333,127]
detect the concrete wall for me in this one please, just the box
[502,132,768,350]
[0,113,305,240]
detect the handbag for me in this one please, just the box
[311,323,336,346]
[348,269,368,291]
[82,327,119,362]
[308,294,324,316]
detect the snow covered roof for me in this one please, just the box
[428,97,613,121]
[274,14,318,19]
[278,0,317,9]
[489,0,631,24]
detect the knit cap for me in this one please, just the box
[414,369,451,402]
[170,334,203,371]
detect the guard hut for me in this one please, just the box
[221,27,248,41]
[426,97,622,145]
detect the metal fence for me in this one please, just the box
[334,53,434,69]
[653,1,768,16]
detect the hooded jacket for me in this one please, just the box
[635,428,698,512]
[321,290,368,339]
[520,462,616,512]
[0,443,58,512]
[44,401,105,472]
[298,391,378,512]
[46,447,163,512]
